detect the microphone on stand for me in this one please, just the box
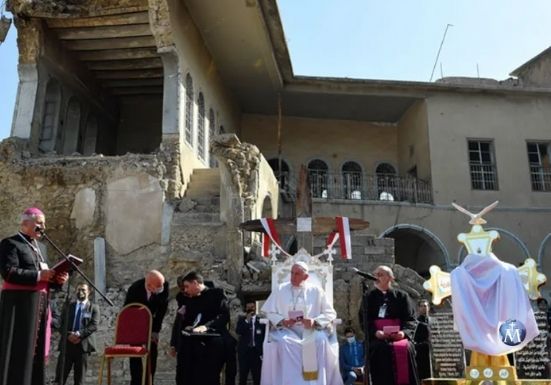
[351,267,377,281]
[34,226,45,235]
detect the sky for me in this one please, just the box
[1,1,551,140]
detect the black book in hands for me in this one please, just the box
[51,254,83,275]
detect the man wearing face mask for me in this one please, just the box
[339,327,365,385]
[125,270,169,385]
[54,283,99,385]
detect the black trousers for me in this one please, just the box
[238,348,261,385]
[224,335,237,385]
[55,343,88,385]
[176,336,225,385]
[130,341,157,385]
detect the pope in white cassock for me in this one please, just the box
[260,261,343,385]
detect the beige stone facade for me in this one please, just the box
[3,0,551,382]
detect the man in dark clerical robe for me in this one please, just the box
[172,271,229,385]
[124,270,169,385]
[0,207,68,385]
[361,265,419,385]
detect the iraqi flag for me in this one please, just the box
[260,218,281,258]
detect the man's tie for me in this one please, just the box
[73,303,82,332]
[250,317,255,347]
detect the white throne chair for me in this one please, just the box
[259,247,341,344]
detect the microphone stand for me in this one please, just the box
[360,280,371,385]
[40,230,113,385]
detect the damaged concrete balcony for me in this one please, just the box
[8,0,171,157]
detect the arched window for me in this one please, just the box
[308,159,328,198]
[376,163,397,201]
[209,108,217,167]
[268,158,290,191]
[39,79,61,153]
[184,74,194,146]
[342,161,362,199]
[81,114,98,155]
[197,93,205,160]
[62,97,81,155]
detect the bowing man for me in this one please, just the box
[124,270,169,385]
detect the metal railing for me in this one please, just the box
[530,165,551,192]
[469,163,498,190]
[275,171,433,204]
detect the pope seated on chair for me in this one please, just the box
[260,261,343,385]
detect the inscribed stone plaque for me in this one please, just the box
[514,311,550,379]
[430,311,466,378]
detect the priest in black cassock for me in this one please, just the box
[0,207,68,385]
[173,271,230,385]
[361,265,419,385]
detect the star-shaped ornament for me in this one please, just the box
[423,265,451,305]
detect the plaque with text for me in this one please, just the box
[514,311,550,379]
[430,312,466,378]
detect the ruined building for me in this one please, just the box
[3,0,551,382]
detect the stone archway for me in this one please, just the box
[61,97,81,155]
[380,224,450,276]
[539,233,551,267]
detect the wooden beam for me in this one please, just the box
[46,12,149,29]
[94,69,163,79]
[64,36,156,51]
[55,24,152,40]
[102,78,164,87]
[239,217,369,235]
[111,87,164,95]
[77,48,158,61]
[87,58,162,70]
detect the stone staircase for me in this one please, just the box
[168,167,226,267]
[185,168,221,199]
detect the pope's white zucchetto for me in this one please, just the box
[293,261,309,273]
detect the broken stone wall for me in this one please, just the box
[0,138,173,383]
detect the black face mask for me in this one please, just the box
[76,291,87,301]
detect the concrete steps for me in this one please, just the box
[170,167,226,265]
[185,168,220,199]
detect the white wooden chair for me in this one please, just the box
[259,247,341,343]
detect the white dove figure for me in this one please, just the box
[451,200,499,225]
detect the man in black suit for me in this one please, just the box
[236,301,264,385]
[414,299,431,380]
[125,270,169,385]
[55,283,99,385]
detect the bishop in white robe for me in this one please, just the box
[260,262,343,385]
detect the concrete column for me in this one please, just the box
[161,202,174,249]
[94,237,106,293]
[11,63,39,139]
[159,49,180,135]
